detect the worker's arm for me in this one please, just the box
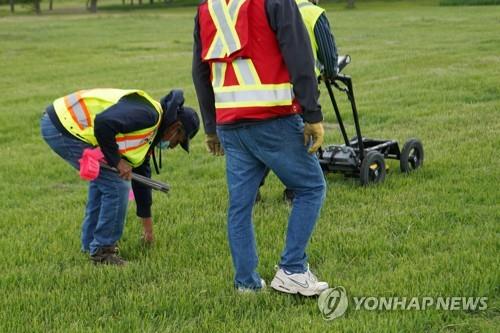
[265,0,323,124]
[192,13,217,135]
[314,13,339,79]
[94,94,159,167]
[132,159,154,243]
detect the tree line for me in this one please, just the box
[1,0,176,14]
[2,0,356,15]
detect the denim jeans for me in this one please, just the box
[217,115,326,289]
[40,113,130,255]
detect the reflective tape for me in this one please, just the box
[205,0,246,59]
[228,0,245,19]
[116,131,155,153]
[207,37,225,60]
[212,62,227,88]
[214,85,293,107]
[64,92,91,130]
[208,0,240,56]
[233,58,260,85]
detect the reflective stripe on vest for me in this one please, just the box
[213,84,293,108]
[64,92,92,130]
[212,59,261,87]
[205,0,246,59]
[232,58,261,85]
[116,130,156,154]
[212,58,292,108]
[211,62,227,87]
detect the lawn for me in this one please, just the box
[0,1,498,332]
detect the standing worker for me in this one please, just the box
[41,89,199,265]
[260,0,339,203]
[192,0,328,295]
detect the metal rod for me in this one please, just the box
[325,79,350,146]
[344,77,365,160]
[100,164,170,193]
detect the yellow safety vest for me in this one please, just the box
[53,89,162,167]
[295,0,325,76]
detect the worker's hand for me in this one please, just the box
[141,217,154,245]
[303,122,325,154]
[117,159,132,180]
[205,133,224,156]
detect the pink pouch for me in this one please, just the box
[79,148,105,181]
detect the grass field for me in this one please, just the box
[0,0,499,332]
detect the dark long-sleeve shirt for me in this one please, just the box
[94,94,159,168]
[93,94,158,218]
[315,13,339,79]
[192,0,322,135]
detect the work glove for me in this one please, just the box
[205,133,224,156]
[303,122,324,154]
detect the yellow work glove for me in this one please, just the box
[303,122,324,154]
[205,133,224,156]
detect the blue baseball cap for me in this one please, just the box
[177,106,200,152]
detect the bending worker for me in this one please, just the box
[41,89,199,265]
[260,0,339,203]
[192,0,328,295]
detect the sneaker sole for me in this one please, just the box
[270,278,325,297]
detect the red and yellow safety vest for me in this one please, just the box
[198,0,300,124]
[52,89,162,167]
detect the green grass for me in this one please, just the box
[440,0,500,5]
[0,1,499,332]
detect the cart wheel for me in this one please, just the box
[360,151,386,185]
[400,139,424,173]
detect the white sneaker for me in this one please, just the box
[237,279,266,293]
[271,266,328,296]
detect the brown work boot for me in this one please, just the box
[90,246,127,266]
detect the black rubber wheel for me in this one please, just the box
[400,139,424,173]
[360,151,386,185]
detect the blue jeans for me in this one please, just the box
[40,113,130,255]
[217,115,326,289]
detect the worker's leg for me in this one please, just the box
[41,111,98,253]
[88,168,130,255]
[81,181,101,252]
[247,115,326,273]
[217,127,267,290]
